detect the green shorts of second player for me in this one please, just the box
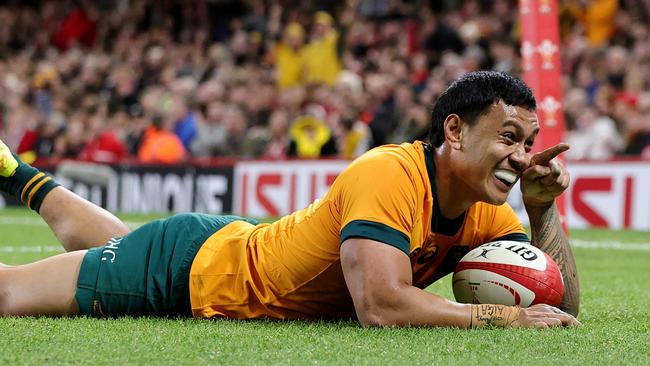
[75,213,256,318]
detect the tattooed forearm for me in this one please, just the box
[526,202,580,316]
[470,304,521,328]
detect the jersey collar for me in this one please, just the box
[423,143,466,236]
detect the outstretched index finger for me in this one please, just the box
[531,143,570,166]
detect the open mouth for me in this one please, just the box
[494,169,518,188]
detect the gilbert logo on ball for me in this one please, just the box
[452,241,564,307]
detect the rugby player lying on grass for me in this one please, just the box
[0,71,579,328]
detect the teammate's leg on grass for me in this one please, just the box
[1,139,130,252]
[0,250,85,316]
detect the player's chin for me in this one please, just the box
[486,178,514,204]
[484,196,508,206]
[483,189,510,205]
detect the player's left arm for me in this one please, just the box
[520,143,580,317]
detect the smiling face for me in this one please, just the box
[448,100,539,205]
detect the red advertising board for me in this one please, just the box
[233,160,349,217]
[3,159,648,230]
[232,160,650,230]
[565,162,650,229]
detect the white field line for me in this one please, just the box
[0,245,63,253]
[0,216,146,228]
[570,239,650,251]
[1,215,649,251]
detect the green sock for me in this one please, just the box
[0,153,60,213]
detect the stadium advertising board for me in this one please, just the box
[2,160,649,230]
[0,163,234,214]
[508,161,650,230]
[233,160,650,230]
[565,161,650,230]
[116,165,234,214]
[233,160,349,217]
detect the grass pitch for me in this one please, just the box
[0,207,648,365]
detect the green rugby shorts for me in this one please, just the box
[75,213,255,317]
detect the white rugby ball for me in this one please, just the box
[452,241,564,307]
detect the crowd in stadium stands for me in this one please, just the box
[0,0,649,164]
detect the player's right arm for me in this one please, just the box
[340,237,581,328]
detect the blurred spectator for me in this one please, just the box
[334,114,372,160]
[421,11,465,65]
[18,119,62,161]
[565,107,624,160]
[219,106,249,157]
[107,66,140,116]
[565,0,618,47]
[388,104,429,144]
[124,114,150,156]
[386,81,427,143]
[51,4,98,51]
[409,53,430,89]
[169,97,198,152]
[366,72,397,146]
[191,101,228,157]
[137,116,186,164]
[301,11,342,86]
[54,112,86,158]
[78,115,129,164]
[489,36,517,74]
[272,22,306,89]
[604,46,628,91]
[617,91,650,155]
[288,115,337,158]
[262,109,291,159]
[564,87,589,131]
[636,93,650,156]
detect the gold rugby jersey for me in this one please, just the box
[189,141,528,319]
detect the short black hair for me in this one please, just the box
[428,71,536,147]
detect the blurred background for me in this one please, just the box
[1,0,648,165]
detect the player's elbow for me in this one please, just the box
[354,290,409,327]
[357,313,386,327]
[357,307,400,327]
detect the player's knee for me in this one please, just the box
[0,268,25,316]
[0,269,12,316]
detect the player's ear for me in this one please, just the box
[443,114,463,150]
